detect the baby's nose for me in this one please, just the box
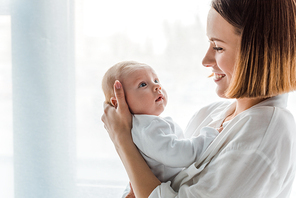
[155,85,161,91]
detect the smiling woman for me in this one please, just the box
[100,0,296,197]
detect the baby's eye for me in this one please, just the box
[213,46,224,52]
[139,82,147,88]
[154,79,159,83]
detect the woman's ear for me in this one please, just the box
[110,97,118,108]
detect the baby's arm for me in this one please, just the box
[132,116,219,168]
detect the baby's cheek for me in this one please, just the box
[163,91,168,104]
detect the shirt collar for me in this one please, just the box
[210,101,235,122]
[253,93,288,109]
[209,93,288,122]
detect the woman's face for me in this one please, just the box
[202,8,241,98]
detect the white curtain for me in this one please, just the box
[11,0,76,198]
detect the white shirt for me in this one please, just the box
[132,115,218,182]
[149,94,296,198]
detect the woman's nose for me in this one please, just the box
[202,47,216,68]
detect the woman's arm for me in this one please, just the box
[101,80,161,198]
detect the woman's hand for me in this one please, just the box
[125,183,135,198]
[101,80,133,148]
[216,126,223,133]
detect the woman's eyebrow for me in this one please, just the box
[209,37,226,43]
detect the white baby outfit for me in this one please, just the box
[132,115,219,182]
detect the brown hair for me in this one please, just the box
[212,0,296,98]
[102,61,148,105]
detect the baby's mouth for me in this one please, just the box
[155,95,164,102]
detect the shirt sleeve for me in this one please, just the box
[132,117,219,168]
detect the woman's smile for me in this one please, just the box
[202,8,241,98]
[213,73,226,82]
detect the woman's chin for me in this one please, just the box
[216,88,228,98]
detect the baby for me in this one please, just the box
[102,60,219,182]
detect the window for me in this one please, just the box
[1,0,296,197]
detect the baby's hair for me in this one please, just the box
[102,60,149,106]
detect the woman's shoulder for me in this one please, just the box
[232,94,294,132]
[259,106,296,139]
[232,106,296,173]
[245,104,296,130]
[227,105,296,152]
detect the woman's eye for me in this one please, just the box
[213,47,224,52]
[139,82,147,88]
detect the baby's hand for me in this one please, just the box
[216,127,223,133]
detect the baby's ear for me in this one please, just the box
[110,97,118,108]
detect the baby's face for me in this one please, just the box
[122,66,167,116]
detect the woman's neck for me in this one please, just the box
[225,97,268,122]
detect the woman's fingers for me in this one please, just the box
[125,182,135,198]
[101,103,108,130]
[101,80,132,137]
[101,102,114,128]
[113,80,132,130]
[103,101,110,112]
[114,80,129,111]
[216,126,223,133]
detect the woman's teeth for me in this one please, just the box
[214,73,226,80]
